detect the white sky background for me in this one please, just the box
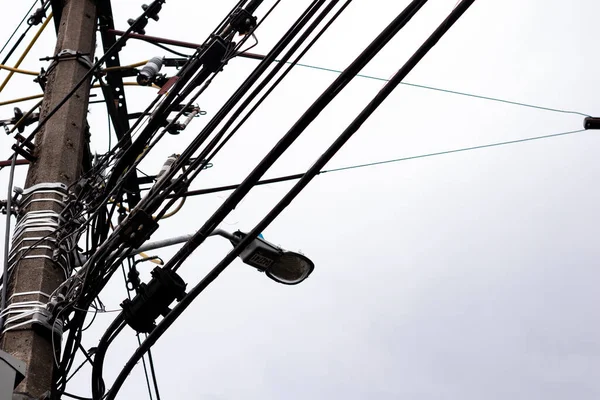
[1,0,599,398]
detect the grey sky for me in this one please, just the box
[1,0,599,399]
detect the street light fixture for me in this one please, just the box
[128,228,315,285]
[118,228,314,334]
[228,231,314,285]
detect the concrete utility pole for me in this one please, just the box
[1,0,97,398]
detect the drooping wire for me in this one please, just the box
[228,33,259,61]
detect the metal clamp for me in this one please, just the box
[0,292,63,336]
[55,49,93,69]
[37,49,93,89]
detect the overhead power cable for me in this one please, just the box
[152,0,352,221]
[161,0,428,274]
[0,12,53,93]
[101,0,433,397]
[0,0,39,62]
[104,0,293,196]
[128,7,484,393]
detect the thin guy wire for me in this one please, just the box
[321,129,588,174]
[276,61,591,118]
[178,128,590,198]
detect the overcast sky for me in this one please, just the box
[1,0,599,399]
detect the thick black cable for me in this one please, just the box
[114,2,476,396]
[108,0,314,201]
[146,346,161,400]
[0,0,38,62]
[63,392,92,400]
[54,311,86,395]
[148,41,191,58]
[154,0,351,220]
[89,0,270,211]
[122,260,155,400]
[137,334,155,400]
[91,314,126,399]
[73,8,321,377]
[162,0,429,273]
[173,173,306,198]
[175,0,480,312]
[64,1,281,322]
[102,1,430,397]
[78,0,316,304]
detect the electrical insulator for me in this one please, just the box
[137,57,163,86]
[27,8,45,26]
[156,154,179,183]
[142,3,162,21]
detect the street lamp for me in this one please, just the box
[119,228,314,333]
[227,231,314,285]
[130,228,315,285]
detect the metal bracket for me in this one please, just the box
[42,49,93,69]
[11,143,36,163]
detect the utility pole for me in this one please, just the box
[1,0,97,398]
